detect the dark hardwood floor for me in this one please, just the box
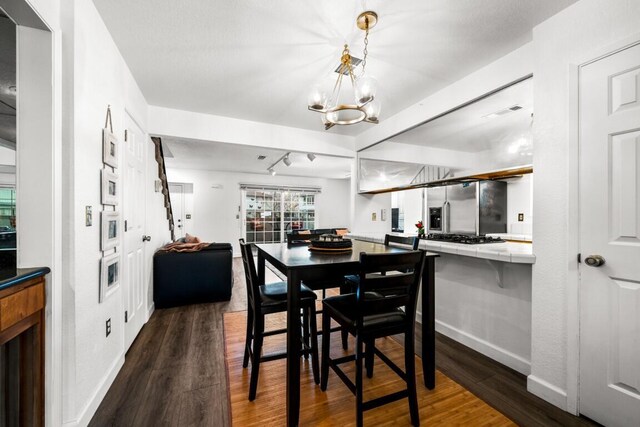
[90,258,597,426]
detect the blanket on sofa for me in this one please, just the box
[161,241,212,252]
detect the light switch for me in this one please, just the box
[186,214,192,219]
[518,213,524,222]
[85,206,92,226]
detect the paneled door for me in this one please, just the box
[123,112,147,351]
[579,42,640,426]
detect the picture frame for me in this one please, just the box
[101,210,120,251]
[101,168,119,206]
[102,128,119,168]
[100,252,121,302]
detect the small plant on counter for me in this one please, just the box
[415,220,425,237]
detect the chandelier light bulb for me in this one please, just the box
[355,75,378,106]
[363,99,381,122]
[307,83,328,111]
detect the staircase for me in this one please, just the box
[150,137,175,241]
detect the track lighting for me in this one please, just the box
[283,155,292,167]
[268,167,276,176]
[307,153,316,162]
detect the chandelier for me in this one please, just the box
[307,11,381,130]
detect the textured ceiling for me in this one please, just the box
[0,14,16,148]
[94,0,576,136]
[162,137,352,179]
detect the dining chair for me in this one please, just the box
[340,234,420,348]
[238,239,320,401]
[321,250,426,427]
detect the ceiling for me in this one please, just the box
[94,0,576,136]
[162,137,352,179]
[387,77,533,153]
[0,12,16,149]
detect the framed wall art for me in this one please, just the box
[100,252,121,302]
[101,168,119,206]
[101,210,120,251]
[102,128,119,168]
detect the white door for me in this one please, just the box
[169,183,185,239]
[579,42,640,426]
[123,113,147,350]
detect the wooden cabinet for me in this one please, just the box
[0,276,45,427]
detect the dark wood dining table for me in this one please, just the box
[255,239,439,427]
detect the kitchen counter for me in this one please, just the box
[0,267,51,292]
[346,233,535,264]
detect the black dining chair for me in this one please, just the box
[340,234,420,348]
[321,250,426,427]
[238,239,320,401]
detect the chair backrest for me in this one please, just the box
[384,234,419,250]
[238,239,260,310]
[355,251,426,328]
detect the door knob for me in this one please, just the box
[584,255,605,267]
[142,235,151,242]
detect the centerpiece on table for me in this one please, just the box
[415,220,425,238]
[309,234,353,253]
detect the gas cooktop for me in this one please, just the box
[425,233,505,245]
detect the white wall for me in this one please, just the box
[506,174,533,235]
[60,0,169,425]
[529,0,640,412]
[165,167,351,255]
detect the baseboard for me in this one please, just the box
[527,375,568,410]
[146,302,155,321]
[64,354,125,427]
[435,319,531,375]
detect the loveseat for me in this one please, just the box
[153,243,233,308]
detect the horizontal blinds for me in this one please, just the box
[239,183,321,194]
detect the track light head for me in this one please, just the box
[268,167,276,176]
[283,155,292,167]
[307,153,316,162]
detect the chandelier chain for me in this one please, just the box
[361,27,369,76]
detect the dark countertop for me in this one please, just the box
[0,267,50,292]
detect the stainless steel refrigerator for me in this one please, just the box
[426,181,507,235]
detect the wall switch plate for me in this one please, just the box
[186,214,191,219]
[106,318,111,337]
[371,212,377,221]
[518,213,524,222]
[85,206,92,226]
[381,209,387,221]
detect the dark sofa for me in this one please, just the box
[153,243,233,309]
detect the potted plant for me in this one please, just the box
[415,220,425,238]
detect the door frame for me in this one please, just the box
[569,33,640,415]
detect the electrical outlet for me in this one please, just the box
[106,318,111,337]
[518,213,524,222]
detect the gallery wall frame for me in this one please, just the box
[101,210,120,251]
[101,168,119,206]
[100,251,121,302]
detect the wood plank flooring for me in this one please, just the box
[89,258,597,426]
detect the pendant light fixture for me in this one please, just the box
[307,10,381,130]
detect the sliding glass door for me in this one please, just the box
[242,186,317,244]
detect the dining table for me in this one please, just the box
[255,239,439,427]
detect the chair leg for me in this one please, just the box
[248,315,264,401]
[405,330,420,426]
[320,310,331,391]
[242,307,254,368]
[309,305,320,385]
[303,306,310,360]
[340,284,351,350]
[365,338,375,378]
[355,336,364,427]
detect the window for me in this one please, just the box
[242,186,318,244]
